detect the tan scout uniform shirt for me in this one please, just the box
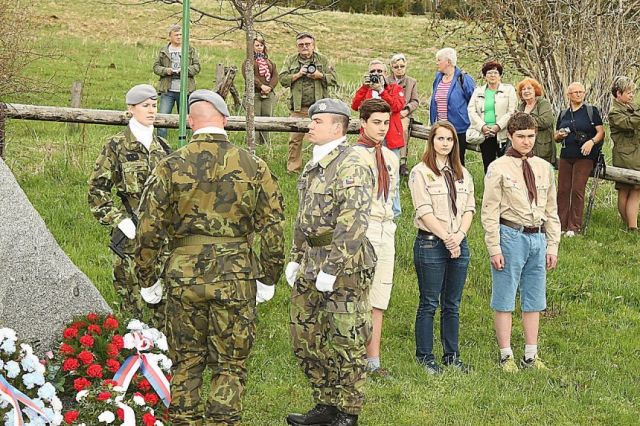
[409,162,475,234]
[481,156,561,257]
[353,145,398,222]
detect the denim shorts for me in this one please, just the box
[491,225,547,312]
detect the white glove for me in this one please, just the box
[140,279,163,304]
[256,280,275,304]
[315,271,336,293]
[117,217,136,240]
[285,262,300,288]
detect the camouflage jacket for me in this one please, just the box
[88,127,171,228]
[134,132,285,291]
[153,44,200,94]
[291,141,376,280]
[279,51,337,112]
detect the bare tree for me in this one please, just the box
[429,0,640,118]
[144,0,337,153]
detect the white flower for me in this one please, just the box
[1,338,16,354]
[0,328,17,343]
[141,328,162,343]
[50,395,63,411]
[155,334,168,352]
[75,389,89,402]
[126,319,146,331]
[20,342,34,356]
[154,421,164,426]
[133,393,146,406]
[37,383,57,401]
[5,409,17,426]
[0,397,8,409]
[23,372,45,389]
[5,360,20,378]
[0,359,4,369]
[21,354,45,374]
[123,333,136,349]
[98,411,115,423]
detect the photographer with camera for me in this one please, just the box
[279,32,337,173]
[352,59,406,217]
[554,82,605,236]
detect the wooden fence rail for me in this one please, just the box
[2,103,640,186]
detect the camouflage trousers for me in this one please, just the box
[112,252,146,319]
[290,269,373,415]
[165,279,257,426]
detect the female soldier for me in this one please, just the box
[88,84,171,316]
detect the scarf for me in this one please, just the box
[255,53,271,82]
[505,147,537,205]
[356,133,390,201]
[128,117,153,151]
[442,166,458,216]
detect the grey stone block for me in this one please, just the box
[0,158,111,354]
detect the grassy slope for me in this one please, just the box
[4,1,639,424]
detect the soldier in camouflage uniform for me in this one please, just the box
[285,98,376,426]
[134,89,285,426]
[88,84,171,318]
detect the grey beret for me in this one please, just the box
[125,84,158,105]
[188,89,230,117]
[308,98,350,119]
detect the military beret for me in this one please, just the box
[308,98,351,119]
[125,84,158,105]
[188,89,230,117]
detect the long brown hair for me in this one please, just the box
[422,120,464,180]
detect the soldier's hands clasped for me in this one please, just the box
[315,271,336,292]
[117,217,137,240]
[140,279,163,304]
[285,262,300,287]
[256,281,275,304]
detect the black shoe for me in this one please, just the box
[330,412,358,426]
[287,404,338,425]
[399,163,409,177]
[443,356,472,373]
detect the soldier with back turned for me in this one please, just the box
[134,89,285,425]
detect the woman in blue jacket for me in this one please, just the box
[430,48,476,165]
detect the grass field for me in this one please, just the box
[3,1,640,424]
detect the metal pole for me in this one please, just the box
[178,0,191,147]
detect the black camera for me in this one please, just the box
[368,73,381,84]
[306,63,317,74]
[574,131,590,146]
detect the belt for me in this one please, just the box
[306,232,333,247]
[417,229,439,241]
[500,218,545,234]
[171,234,248,250]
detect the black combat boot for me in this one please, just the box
[399,163,409,177]
[329,412,358,426]
[286,404,339,425]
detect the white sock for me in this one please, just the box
[367,357,380,370]
[524,345,538,360]
[499,347,513,359]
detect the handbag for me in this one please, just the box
[465,127,485,146]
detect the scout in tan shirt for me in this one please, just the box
[409,120,475,375]
[353,98,399,378]
[481,112,560,372]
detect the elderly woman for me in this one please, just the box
[88,84,172,316]
[554,82,605,236]
[430,47,476,165]
[467,60,518,172]
[389,53,420,176]
[609,76,640,231]
[409,120,475,375]
[242,35,279,145]
[516,77,556,166]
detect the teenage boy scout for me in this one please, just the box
[481,111,560,372]
[285,98,375,426]
[134,90,285,425]
[279,32,338,173]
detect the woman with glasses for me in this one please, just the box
[389,53,420,177]
[554,82,605,236]
[430,48,476,165]
[468,60,518,173]
[242,35,279,145]
[409,120,475,375]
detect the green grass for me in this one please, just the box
[3,1,640,424]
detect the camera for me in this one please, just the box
[559,127,570,134]
[368,73,381,85]
[306,63,317,74]
[575,131,590,145]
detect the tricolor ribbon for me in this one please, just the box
[112,331,171,408]
[0,375,51,425]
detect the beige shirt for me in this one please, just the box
[409,162,475,233]
[481,155,561,256]
[353,145,398,222]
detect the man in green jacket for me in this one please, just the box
[279,32,337,173]
[153,24,201,140]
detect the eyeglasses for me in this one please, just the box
[392,65,406,69]
[370,69,385,74]
[297,42,312,48]
[485,70,501,76]
[568,91,585,95]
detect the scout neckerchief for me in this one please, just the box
[356,133,390,201]
[505,147,537,205]
[441,165,458,216]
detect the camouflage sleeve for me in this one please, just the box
[322,158,373,276]
[87,139,127,227]
[290,177,307,264]
[254,161,286,285]
[188,47,201,77]
[135,163,173,289]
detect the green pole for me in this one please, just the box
[178,0,191,147]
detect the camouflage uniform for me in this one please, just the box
[88,127,171,318]
[134,132,285,426]
[290,141,376,416]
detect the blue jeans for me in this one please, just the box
[157,91,181,139]
[414,235,470,363]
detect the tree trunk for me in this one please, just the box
[243,2,256,153]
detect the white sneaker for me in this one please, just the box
[565,231,575,237]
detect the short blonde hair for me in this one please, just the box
[368,59,387,72]
[390,53,407,65]
[168,24,181,35]
[611,76,636,97]
[436,48,457,66]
